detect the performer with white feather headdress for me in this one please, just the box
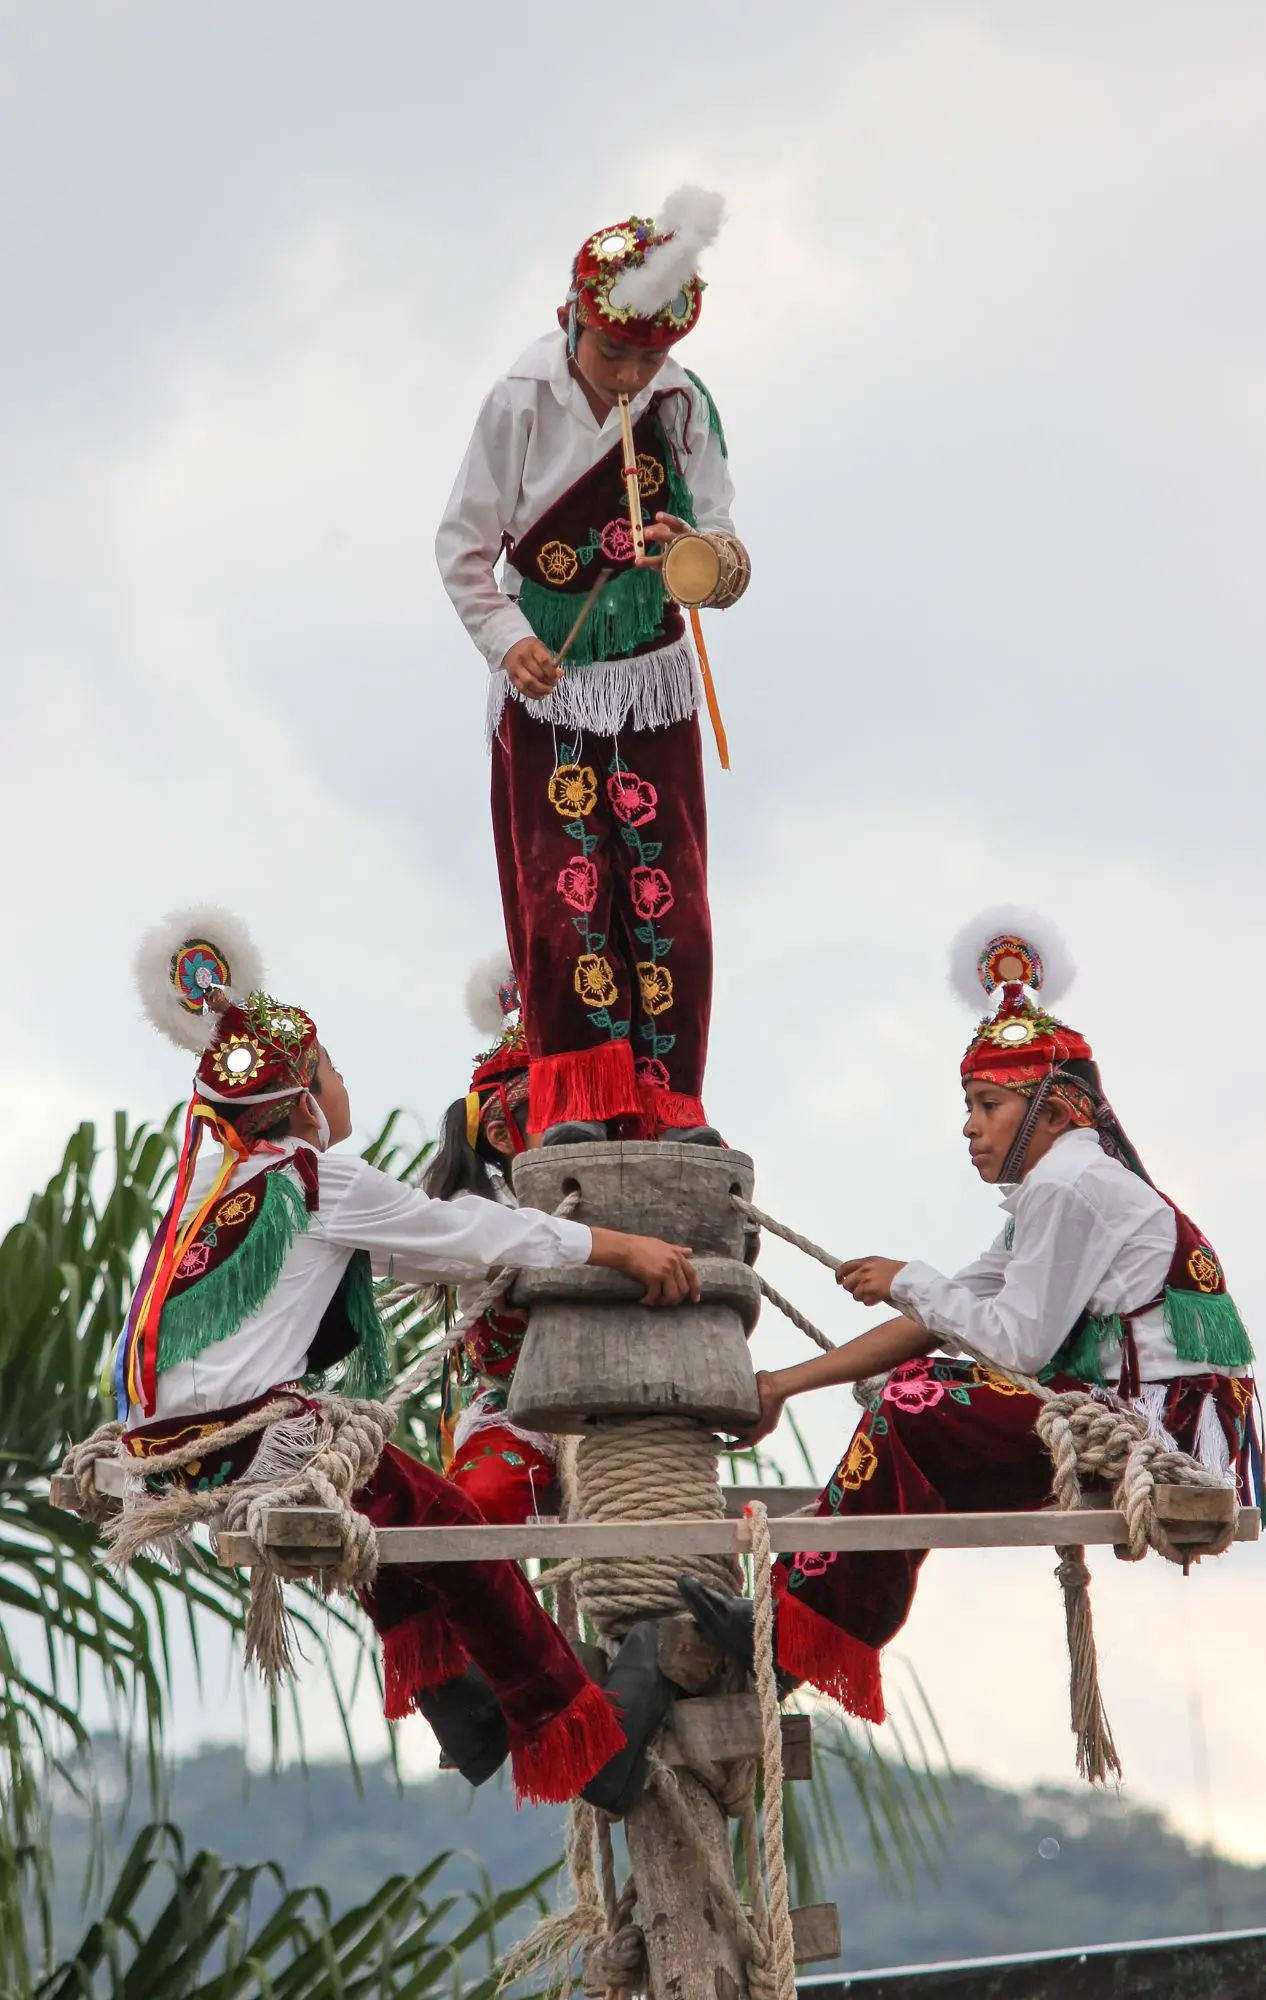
[421,950,557,1522]
[678,910,1257,1727]
[113,908,704,1810]
[436,188,746,1144]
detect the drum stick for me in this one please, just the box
[617,393,646,559]
[553,566,614,669]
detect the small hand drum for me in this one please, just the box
[662,531,751,610]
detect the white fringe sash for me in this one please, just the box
[486,636,702,749]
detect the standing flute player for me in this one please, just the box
[436,188,750,1148]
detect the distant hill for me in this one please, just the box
[41,1736,1266,1974]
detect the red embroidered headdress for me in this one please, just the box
[950,907,1093,1094]
[560,185,725,351]
[463,950,528,1154]
[120,907,320,1415]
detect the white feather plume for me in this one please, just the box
[947,905,1076,1011]
[465,949,517,1040]
[133,905,265,1053]
[608,184,726,317]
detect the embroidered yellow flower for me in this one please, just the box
[548,764,598,818]
[575,954,618,1008]
[974,1364,1024,1397]
[215,1190,258,1228]
[537,540,579,585]
[1187,1246,1221,1294]
[636,961,674,1017]
[636,453,664,499]
[840,1432,878,1491]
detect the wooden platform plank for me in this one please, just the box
[791,1903,842,1965]
[212,1505,1260,1567]
[659,1695,812,1780]
[580,1898,839,1992]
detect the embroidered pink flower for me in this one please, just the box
[599,518,635,562]
[635,1058,672,1091]
[882,1362,944,1414]
[176,1242,212,1281]
[608,771,658,826]
[796,1552,839,1579]
[630,865,674,919]
[557,856,599,912]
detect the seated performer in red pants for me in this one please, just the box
[119,911,700,1808]
[424,953,556,1523]
[679,911,1256,1723]
[437,187,750,1146]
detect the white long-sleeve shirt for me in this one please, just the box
[890,1128,1248,1384]
[128,1137,591,1425]
[436,332,736,675]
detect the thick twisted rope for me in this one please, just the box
[512,1422,797,2000]
[747,1500,798,2000]
[565,1417,742,1635]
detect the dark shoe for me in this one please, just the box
[662,1126,725,1147]
[542,1120,608,1146]
[676,1576,799,1699]
[580,1621,676,1816]
[418,1668,510,1787]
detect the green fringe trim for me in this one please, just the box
[157,1170,310,1375]
[515,426,697,667]
[1043,1314,1110,1387]
[1164,1286,1254,1368]
[336,1250,392,1400]
[685,370,728,458]
[518,565,671,666]
[1041,1288,1253,1384]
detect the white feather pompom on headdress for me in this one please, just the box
[609,185,726,317]
[133,905,265,1053]
[947,906,1076,1013]
[464,949,519,1041]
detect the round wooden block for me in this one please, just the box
[511,1141,754,1260]
[507,1144,760,1433]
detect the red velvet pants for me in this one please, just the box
[491,702,712,1134]
[773,1359,1256,1726]
[356,1443,620,1802]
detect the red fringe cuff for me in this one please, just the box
[638,1086,708,1134]
[775,1587,886,1724]
[529,1040,640,1132]
[510,1678,625,1807]
[381,1613,470,1721]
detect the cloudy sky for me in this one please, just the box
[5,0,1266,1878]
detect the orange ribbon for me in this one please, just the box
[690,607,730,771]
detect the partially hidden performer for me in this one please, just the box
[678,911,1257,1724]
[425,952,556,1523]
[114,910,700,1810]
[436,187,750,1146]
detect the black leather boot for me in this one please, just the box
[580,1621,676,1817]
[417,1668,510,1787]
[542,1120,609,1146]
[676,1576,800,1699]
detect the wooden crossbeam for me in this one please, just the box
[211,1499,1258,1567]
